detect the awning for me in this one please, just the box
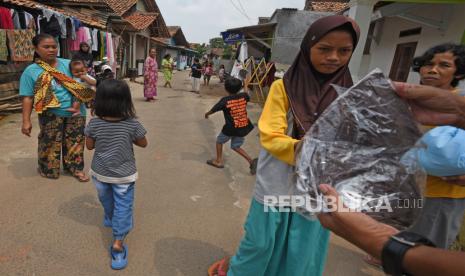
[227,22,277,34]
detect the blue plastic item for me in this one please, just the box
[418,126,465,177]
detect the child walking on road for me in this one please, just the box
[85,79,147,270]
[205,77,258,175]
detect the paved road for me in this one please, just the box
[0,71,382,275]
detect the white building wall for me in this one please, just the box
[364,4,465,88]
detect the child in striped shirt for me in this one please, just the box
[85,79,147,270]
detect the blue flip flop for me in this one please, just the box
[110,244,128,270]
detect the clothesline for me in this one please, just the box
[0,4,118,66]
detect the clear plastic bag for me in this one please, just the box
[292,69,425,229]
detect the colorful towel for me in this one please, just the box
[6,29,35,62]
[34,60,95,114]
[0,30,7,62]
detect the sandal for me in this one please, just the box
[72,171,90,182]
[110,244,128,270]
[208,257,228,276]
[206,159,224,169]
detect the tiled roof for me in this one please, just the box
[305,0,349,13]
[57,0,103,3]
[124,12,158,31]
[2,0,105,28]
[103,0,137,16]
[58,5,109,27]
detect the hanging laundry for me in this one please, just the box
[73,18,82,31]
[99,31,105,60]
[0,30,8,62]
[0,7,14,29]
[11,10,21,29]
[91,29,98,51]
[55,14,68,38]
[39,15,61,37]
[67,18,76,40]
[106,32,114,65]
[17,10,27,29]
[25,12,36,30]
[42,9,56,22]
[6,29,35,62]
[70,27,91,51]
[84,27,92,45]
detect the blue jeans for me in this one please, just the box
[216,132,245,149]
[92,176,135,240]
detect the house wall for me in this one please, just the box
[270,10,330,65]
[364,4,465,88]
[135,35,147,75]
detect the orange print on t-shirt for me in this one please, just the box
[226,98,248,128]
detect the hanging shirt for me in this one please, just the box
[0,7,14,29]
[24,12,34,29]
[84,27,91,45]
[39,15,61,37]
[68,18,76,40]
[11,9,21,29]
[106,32,114,65]
[91,29,98,51]
[55,14,67,38]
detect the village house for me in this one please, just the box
[223,8,330,67]
[223,0,465,88]
[39,0,170,77]
[151,26,197,70]
[339,0,465,87]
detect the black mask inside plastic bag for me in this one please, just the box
[292,69,425,230]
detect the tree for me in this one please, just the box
[223,45,233,59]
[193,43,208,57]
[209,37,224,49]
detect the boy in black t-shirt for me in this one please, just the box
[205,77,258,175]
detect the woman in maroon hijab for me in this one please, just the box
[208,15,360,276]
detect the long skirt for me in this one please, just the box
[144,75,157,99]
[228,198,330,276]
[163,69,172,82]
[37,112,86,178]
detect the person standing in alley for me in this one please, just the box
[162,54,173,88]
[191,58,202,93]
[143,48,158,102]
[20,33,94,182]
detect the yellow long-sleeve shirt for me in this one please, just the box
[258,79,299,166]
[423,88,465,198]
